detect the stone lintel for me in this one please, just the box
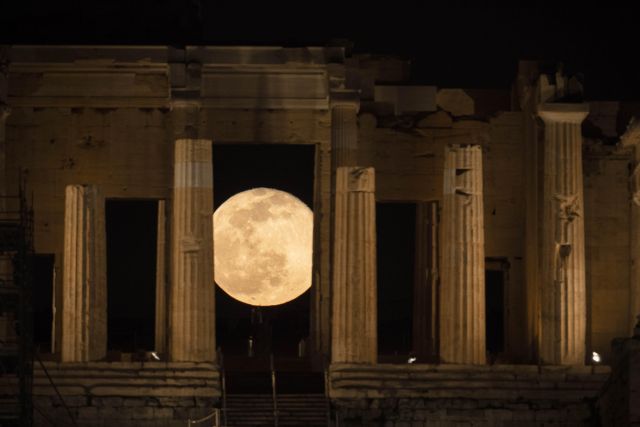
[538,103,589,124]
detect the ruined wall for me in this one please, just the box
[358,109,528,361]
[583,146,631,361]
[5,106,172,350]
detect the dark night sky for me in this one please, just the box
[1,4,639,99]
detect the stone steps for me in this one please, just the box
[0,397,19,422]
[0,376,20,423]
[224,393,327,426]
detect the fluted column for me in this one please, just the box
[61,185,106,362]
[170,138,215,362]
[439,145,485,364]
[331,91,359,168]
[538,104,589,365]
[331,167,377,363]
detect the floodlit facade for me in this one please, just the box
[0,44,639,426]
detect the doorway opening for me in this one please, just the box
[213,144,315,369]
[376,202,416,362]
[485,258,509,361]
[32,254,54,354]
[105,199,158,354]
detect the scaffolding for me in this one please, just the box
[0,175,34,427]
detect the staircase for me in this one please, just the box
[224,393,327,426]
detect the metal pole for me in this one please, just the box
[324,368,330,427]
[219,350,227,427]
[50,266,56,354]
[270,353,278,427]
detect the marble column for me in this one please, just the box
[439,145,486,364]
[61,185,106,362]
[331,92,359,168]
[538,103,589,365]
[413,201,439,360]
[170,138,215,362]
[331,167,377,363]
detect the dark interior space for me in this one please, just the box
[32,254,53,353]
[105,199,158,353]
[213,144,315,363]
[485,269,505,357]
[376,202,416,359]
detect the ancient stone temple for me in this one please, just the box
[0,44,639,426]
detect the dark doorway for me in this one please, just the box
[33,254,54,353]
[485,269,505,356]
[376,202,416,360]
[213,144,315,362]
[106,199,158,353]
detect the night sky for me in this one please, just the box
[2,5,640,99]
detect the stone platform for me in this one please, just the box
[32,361,220,427]
[329,363,610,426]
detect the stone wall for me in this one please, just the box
[32,361,220,427]
[330,363,610,426]
[359,110,528,360]
[584,146,632,361]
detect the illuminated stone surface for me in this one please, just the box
[61,184,107,362]
[439,144,486,365]
[170,138,215,362]
[538,103,589,366]
[1,45,638,426]
[331,166,377,364]
[330,91,359,167]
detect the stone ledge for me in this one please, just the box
[33,361,221,399]
[329,363,610,400]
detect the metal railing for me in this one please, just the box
[187,408,221,426]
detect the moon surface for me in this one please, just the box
[213,188,313,306]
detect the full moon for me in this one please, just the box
[213,188,313,306]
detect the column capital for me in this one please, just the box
[537,103,589,124]
[330,90,360,112]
